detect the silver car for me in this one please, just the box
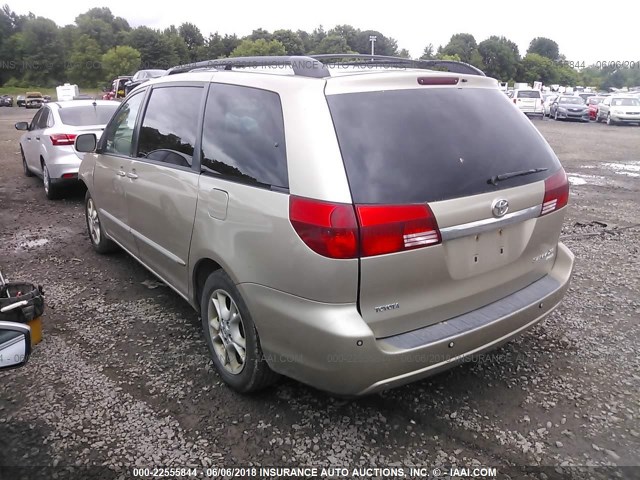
[595,95,640,125]
[15,100,119,199]
[75,56,575,396]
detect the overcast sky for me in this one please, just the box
[12,0,640,65]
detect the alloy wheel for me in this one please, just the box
[207,289,247,375]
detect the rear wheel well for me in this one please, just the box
[193,258,223,312]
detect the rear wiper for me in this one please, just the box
[488,168,548,186]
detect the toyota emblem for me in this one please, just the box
[492,199,509,218]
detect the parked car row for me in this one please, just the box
[0,94,14,107]
[521,91,640,125]
[0,93,52,108]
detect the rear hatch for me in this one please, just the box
[515,90,541,111]
[326,75,568,338]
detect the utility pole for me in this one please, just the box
[369,35,377,56]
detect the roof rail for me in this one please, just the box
[310,54,486,76]
[166,56,330,78]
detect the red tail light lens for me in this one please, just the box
[541,169,570,216]
[356,204,441,257]
[50,134,77,146]
[289,196,358,259]
[290,198,442,258]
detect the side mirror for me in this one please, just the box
[15,122,29,131]
[75,133,97,153]
[0,321,31,371]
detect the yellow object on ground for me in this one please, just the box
[27,316,42,345]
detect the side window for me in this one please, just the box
[103,92,145,156]
[136,86,202,168]
[201,84,288,189]
[29,109,43,130]
[37,109,50,129]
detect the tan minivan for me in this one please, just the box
[75,55,574,396]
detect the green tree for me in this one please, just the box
[272,29,304,55]
[230,38,286,57]
[166,32,189,64]
[420,43,435,60]
[66,34,103,87]
[101,45,141,80]
[178,22,204,61]
[437,53,461,61]
[441,33,479,64]
[312,35,352,55]
[127,26,179,69]
[248,28,272,42]
[397,48,410,58]
[196,33,226,60]
[519,53,557,84]
[478,36,520,81]
[221,34,240,57]
[19,17,64,86]
[75,7,130,52]
[327,24,359,50]
[353,30,397,56]
[527,37,559,60]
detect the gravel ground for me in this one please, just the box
[0,107,638,480]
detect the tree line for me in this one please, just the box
[1,5,638,90]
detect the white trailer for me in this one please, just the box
[56,83,79,101]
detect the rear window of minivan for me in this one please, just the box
[516,90,541,98]
[327,88,561,204]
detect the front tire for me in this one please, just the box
[200,270,278,393]
[85,190,117,253]
[554,111,559,121]
[607,114,614,126]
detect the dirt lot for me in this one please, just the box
[0,106,638,480]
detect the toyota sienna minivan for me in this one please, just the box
[75,55,574,396]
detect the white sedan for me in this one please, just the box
[15,100,119,199]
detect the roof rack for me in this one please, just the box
[165,54,486,78]
[166,56,330,78]
[310,54,486,76]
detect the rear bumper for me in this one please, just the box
[240,243,575,396]
[46,152,82,180]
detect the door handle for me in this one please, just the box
[126,172,138,179]
[116,170,126,177]
[36,137,40,140]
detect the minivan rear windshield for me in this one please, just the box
[517,90,541,98]
[59,104,119,126]
[327,88,561,204]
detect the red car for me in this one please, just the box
[588,96,604,121]
[102,76,132,101]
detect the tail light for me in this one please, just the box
[289,196,442,259]
[356,204,441,257]
[417,77,459,85]
[50,134,77,146]
[540,169,569,216]
[289,196,358,259]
